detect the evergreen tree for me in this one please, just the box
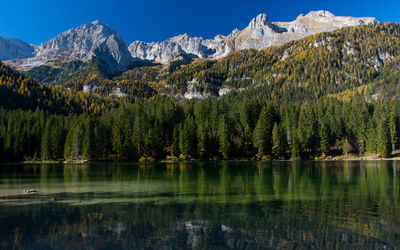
[180,116,197,159]
[342,138,349,158]
[148,119,164,158]
[389,109,398,152]
[319,122,330,154]
[197,123,208,159]
[297,104,318,154]
[64,124,75,159]
[218,115,232,159]
[83,116,96,159]
[377,118,392,157]
[291,132,300,159]
[253,106,274,157]
[171,126,180,157]
[41,119,52,160]
[272,122,288,158]
[72,122,85,159]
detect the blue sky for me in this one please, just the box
[1,0,398,45]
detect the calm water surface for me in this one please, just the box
[0,161,400,249]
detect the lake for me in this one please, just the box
[0,161,399,249]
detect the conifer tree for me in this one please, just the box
[377,118,392,157]
[297,104,318,153]
[83,116,96,159]
[272,122,288,158]
[171,126,180,157]
[218,115,232,159]
[197,123,208,159]
[180,116,197,159]
[389,110,398,152]
[253,106,274,157]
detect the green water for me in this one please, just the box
[0,161,399,249]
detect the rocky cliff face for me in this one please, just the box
[128,10,378,63]
[2,10,378,71]
[9,21,134,73]
[0,36,35,60]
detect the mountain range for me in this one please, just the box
[1,10,377,73]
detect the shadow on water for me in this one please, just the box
[0,161,400,249]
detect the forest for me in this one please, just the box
[1,23,400,161]
[0,95,398,161]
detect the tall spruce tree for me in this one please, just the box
[377,118,392,157]
[389,109,398,152]
[180,116,197,159]
[253,106,274,157]
[171,126,180,157]
[218,115,232,159]
[83,116,96,159]
[272,122,288,158]
[297,104,318,154]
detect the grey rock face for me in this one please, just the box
[1,11,379,71]
[129,34,222,64]
[0,36,35,60]
[128,10,378,63]
[12,21,134,73]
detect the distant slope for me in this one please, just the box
[5,23,400,105]
[0,62,120,114]
[161,23,400,102]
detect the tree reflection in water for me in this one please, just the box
[0,161,399,249]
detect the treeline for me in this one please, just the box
[0,96,399,161]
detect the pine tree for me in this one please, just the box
[389,110,398,152]
[253,106,274,157]
[41,119,52,160]
[272,122,288,158]
[83,116,96,159]
[171,126,180,157]
[72,122,85,159]
[64,124,75,159]
[180,116,197,159]
[297,104,318,153]
[377,118,392,158]
[342,138,349,158]
[218,115,232,159]
[197,123,208,159]
[291,132,300,159]
[112,112,130,159]
[319,123,330,154]
[148,119,164,158]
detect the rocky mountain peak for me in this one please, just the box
[2,11,379,71]
[248,13,272,29]
[126,11,378,63]
[229,29,240,38]
[304,10,335,19]
[91,20,101,25]
[15,20,134,73]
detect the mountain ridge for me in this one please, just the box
[6,20,135,73]
[128,10,378,63]
[1,10,378,72]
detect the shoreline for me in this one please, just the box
[4,156,400,165]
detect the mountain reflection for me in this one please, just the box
[0,161,399,249]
